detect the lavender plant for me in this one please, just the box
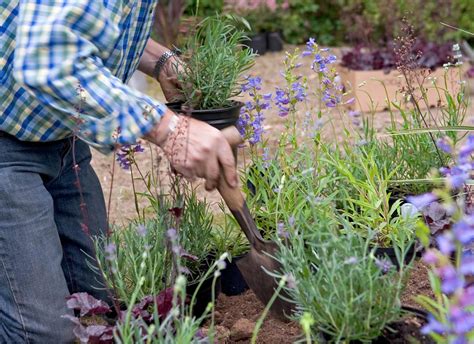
[274,200,410,342]
[176,14,256,109]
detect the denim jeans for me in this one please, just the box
[0,133,110,343]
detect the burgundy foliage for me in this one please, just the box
[66,292,111,317]
[341,40,453,72]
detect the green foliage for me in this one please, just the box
[184,0,224,16]
[177,15,255,109]
[281,1,343,45]
[339,0,474,45]
[276,208,409,342]
[323,145,418,247]
[211,202,249,258]
[94,219,171,304]
[95,188,218,303]
[244,143,336,238]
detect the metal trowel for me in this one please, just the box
[218,126,294,318]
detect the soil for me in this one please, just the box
[207,261,433,343]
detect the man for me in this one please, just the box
[0,1,238,342]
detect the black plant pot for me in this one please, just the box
[186,274,222,318]
[166,101,243,131]
[221,254,249,296]
[243,32,267,55]
[373,243,419,270]
[267,31,283,52]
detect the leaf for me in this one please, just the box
[415,221,431,248]
[62,314,114,344]
[66,293,111,317]
[132,288,174,324]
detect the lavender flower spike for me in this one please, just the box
[406,193,437,210]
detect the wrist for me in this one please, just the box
[153,48,181,81]
[145,109,179,147]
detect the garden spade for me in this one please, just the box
[218,126,294,318]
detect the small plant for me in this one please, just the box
[323,144,418,248]
[275,201,410,342]
[211,202,249,258]
[176,14,256,109]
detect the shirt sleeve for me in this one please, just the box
[13,0,167,151]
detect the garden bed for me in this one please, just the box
[203,261,434,343]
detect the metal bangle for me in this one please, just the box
[153,48,181,80]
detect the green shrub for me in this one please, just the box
[177,15,255,109]
[276,208,410,342]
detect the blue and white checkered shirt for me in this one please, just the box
[0,0,167,151]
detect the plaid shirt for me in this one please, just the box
[0,0,166,151]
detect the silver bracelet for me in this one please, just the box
[153,49,180,80]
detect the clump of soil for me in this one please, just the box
[211,290,300,343]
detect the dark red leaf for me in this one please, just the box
[66,292,111,317]
[168,207,183,219]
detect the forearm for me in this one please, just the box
[14,0,168,149]
[138,38,171,78]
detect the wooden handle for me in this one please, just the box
[217,126,265,247]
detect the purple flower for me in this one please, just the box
[288,216,295,227]
[137,224,147,237]
[166,228,177,241]
[104,243,117,262]
[344,257,358,265]
[436,136,453,154]
[421,315,446,335]
[460,254,474,275]
[459,286,474,307]
[116,144,144,170]
[423,249,439,264]
[437,232,455,255]
[242,76,262,92]
[458,135,474,162]
[453,216,474,244]
[450,306,474,334]
[291,82,306,102]
[436,265,464,294]
[375,257,394,273]
[277,222,289,238]
[406,193,437,210]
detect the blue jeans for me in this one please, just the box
[0,133,110,343]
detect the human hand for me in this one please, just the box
[145,111,238,191]
[157,56,185,102]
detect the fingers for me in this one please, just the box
[217,140,238,188]
[204,154,219,191]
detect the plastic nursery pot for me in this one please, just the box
[267,32,283,52]
[186,274,222,318]
[185,254,222,318]
[243,32,267,55]
[220,254,249,296]
[166,101,243,131]
[373,243,419,270]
